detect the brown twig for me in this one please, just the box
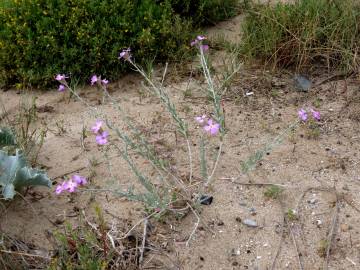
[323,200,340,270]
[139,218,149,265]
[0,249,50,260]
[186,203,200,247]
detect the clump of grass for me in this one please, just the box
[264,185,283,199]
[286,208,298,221]
[317,239,329,258]
[49,207,141,270]
[241,0,360,72]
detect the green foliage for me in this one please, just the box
[169,0,239,25]
[0,149,51,200]
[0,127,16,148]
[241,0,360,71]
[0,0,238,88]
[264,185,283,200]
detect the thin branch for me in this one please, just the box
[186,203,200,247]
[139,218,149,265]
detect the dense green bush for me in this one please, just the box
[0,0,238,88]
[241,0,360,72]
[169,0,239,25]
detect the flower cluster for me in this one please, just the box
[90,75,109,86]
[298,108,321,122]
[191,35,209,52]
[91,120,109,145]
[55,74,68,92]
[119,48,131,61]
[195,114,220,136]
[55,175,87,194]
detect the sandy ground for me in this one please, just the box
[1,9,360,270]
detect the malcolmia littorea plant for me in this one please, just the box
[241,106,321,174]
[53,35,226,219]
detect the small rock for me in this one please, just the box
[199,195,213,205]
[340,224,350,232]
[235,217,242,223]
[250,207,257,216]
[316,219,322,228]
[217,220,224,226]
[294,74,312,92]
[242,219,258,228]
[308,198,318,204]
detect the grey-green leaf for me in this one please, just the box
[0,127,16,148]
[0,150,51,200]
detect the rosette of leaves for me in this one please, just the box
[0,149,51,200]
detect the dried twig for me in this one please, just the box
[186,203,200,247]
[0,249,50,260]
[221,177,288,187]
[289,225,304,270]
[323,200,340,270]
[139,218,149,265]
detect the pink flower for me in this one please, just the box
[64,180,78,193]
[91,120,103,134]
[311,109,320,121]
[191,39,198,46]
[195,114,207,125]
[204,119,220,136]
[200,44,209,52]
[55,74,67,81]
[96,131,109,145]
[197,35,206,41]
[91,75,98,85]
[298,108,308,121]
[55,182,67,195]
[119,48,131,60]
[58,84,65,92]
[72,175,87,186]
[101,79,109,85]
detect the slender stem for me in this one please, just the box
[205,141,223,186]
[186,138,193,184]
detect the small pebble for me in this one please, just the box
[242,219,258,228]
[308,198,318,204]
[316,219,322,228]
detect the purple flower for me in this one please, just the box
[58,84,66,92]
[311,109,320,121]
[55,74,67,81]
[119,48,131,60]
[195,114,207,125]
[64,179,78,193]
[101,79,109,85]
[96,131,109,145]
[55,182,66,195]
[91,120,103,134]
[200,44,209,52]
[298,108,308,121]
[72,175,87,186]
[191,39,198,46]
[91,75,98,85]
[204,119,220,136]
[197,35,206,41]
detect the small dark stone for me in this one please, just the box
[217,221,224,226]
[199,256,204,261]
[246,249,251,254]
[199,195,213,205]
[235,217,242,223]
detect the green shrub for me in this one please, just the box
[0,0,238,88]
[241,0,360,72]
[169,0,239,25]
